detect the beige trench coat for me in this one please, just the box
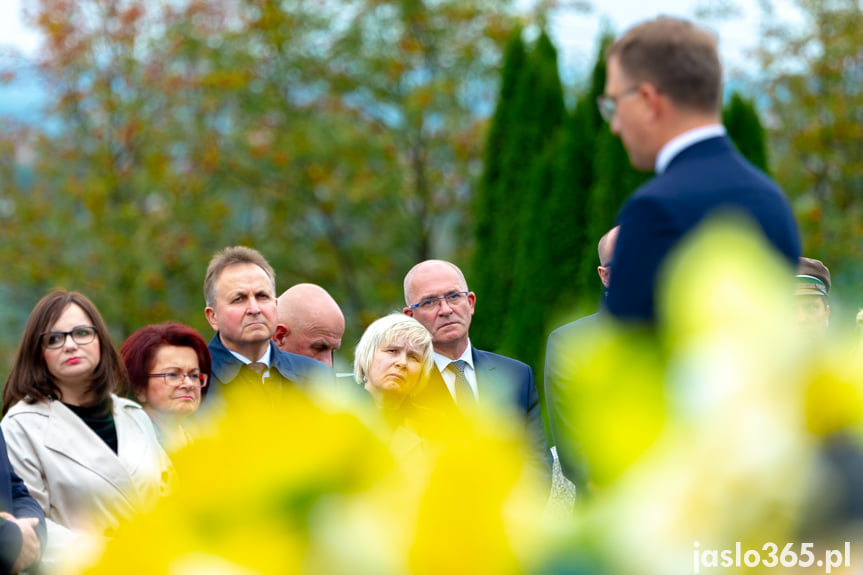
[1,395,171,569]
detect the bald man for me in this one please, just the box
[403,259,552,485]
[273,284,345,368]
[545,227,618,492]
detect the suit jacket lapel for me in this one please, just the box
[472,349,496,402]
[472,349,516,409]
[208,334,242,386]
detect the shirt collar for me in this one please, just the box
[229,344,271,367]
[655,124,726,174]
[433,339,474,373]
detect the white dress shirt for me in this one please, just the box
[433,340,478,401]
[655,124,726,174]
[229,345,272,379]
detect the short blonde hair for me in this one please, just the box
[353,313,434,389]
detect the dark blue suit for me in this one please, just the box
[207,335,335,400]
[412,347,552,485]
[607,135,801,323]
[0,429,45,575]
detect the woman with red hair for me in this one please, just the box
[120,323,211,451]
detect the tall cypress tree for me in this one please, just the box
[723,91,769,173]
[501,31,568,369]
[470,29,528,350]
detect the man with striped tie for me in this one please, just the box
[403,260,551,484]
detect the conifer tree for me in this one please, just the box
[472,31,566,353]
[501,31,569,368]
[723,91,769,173]
[470,29,528,349]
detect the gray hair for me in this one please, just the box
[353,313,434,388]
[204,246,276,307]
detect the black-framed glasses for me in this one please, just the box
[41,325,98,349]
[408,291,469,311]
[597,85,639,123]
[149,372,209,388]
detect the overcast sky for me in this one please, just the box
[1,0,801,85]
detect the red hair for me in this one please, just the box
[119,323,212,402]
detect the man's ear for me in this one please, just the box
[273,324,289,347]
[205,307,218,331]
[598,265,611,289]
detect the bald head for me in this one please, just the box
[403,260,468,306]
[403,260,475,360]
[273,283,345,367]
[597,226,620,289]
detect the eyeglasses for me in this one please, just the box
[149,372,209,388]
[597,85,639,122]
[41,325,97,349]
[408,291,469,311]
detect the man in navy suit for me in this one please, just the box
[403,260,552,483]
[601,17,800,324]
[203,246,332,401]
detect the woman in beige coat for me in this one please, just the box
[0,290,171,571]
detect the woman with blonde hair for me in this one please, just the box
[354,313,434,416]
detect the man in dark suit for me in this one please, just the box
[203,246,332,401]
[402,260,552,483]
[545,226,618,492]
[601,16,800,324]
[0,428,44,574]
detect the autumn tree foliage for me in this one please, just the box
[0,0,519,361]
[756,0,863,302]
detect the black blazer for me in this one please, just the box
[607,135,801,323]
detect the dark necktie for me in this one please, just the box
[450,360,475,407]
[248,361,267,383]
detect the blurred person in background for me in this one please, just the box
[0,291,170,570]
[273,283,345,368]
[545,226,618,496]
[120,323,212,451]
[794,257,831,340]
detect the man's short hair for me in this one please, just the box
[204,246,276,307]
[607,16,722,115]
